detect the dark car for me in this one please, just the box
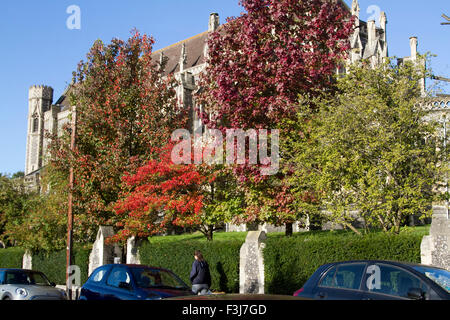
[293,260,450,300]
[79,264,194,300]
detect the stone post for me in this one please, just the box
[239,231,266,294]
[421,206,450,270]
[22,251,32,270]
[88,226,122,276]
[126,236,141,264]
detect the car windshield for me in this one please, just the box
[4,270,52,286]
[131,267,189,290]
[413,266,450,293]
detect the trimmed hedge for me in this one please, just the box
[139,232,247,293]
[263,228,429,295]
[32,246,91,285]
[0,247,25,268]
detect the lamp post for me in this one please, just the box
[443,114,450,220]
[66,105,77,299]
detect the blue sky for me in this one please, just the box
[0,0,449,175]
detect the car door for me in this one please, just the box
[80,265,110,300]
[312,263,367,300]
[361,263,430,300]
[103,266,136,300]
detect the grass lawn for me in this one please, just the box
[147,230,249,243]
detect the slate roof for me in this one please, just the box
[152,31,210,76]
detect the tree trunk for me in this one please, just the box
[206,226,214,241]
[285,222,293,237]
[344,222,362,236]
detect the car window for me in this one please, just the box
[319,264,365,290]
[106,267,131,289]
[131,267,189,289]
[89,266,109,283]
[366,264,428,298]
[28,272,51,285]
[413,266,450,293]
[319,266,337,287]
[5,271,29,285]
[0,271,5,285]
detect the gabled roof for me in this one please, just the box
[152,31,210,76]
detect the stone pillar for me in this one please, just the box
[126,236,141,264]
[239,231,266,294]
[421,206,450,271]
[88,226,122,276]
[22,251,32,270]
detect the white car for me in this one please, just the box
[0,268,67,300]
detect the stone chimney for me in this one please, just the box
[379,12,387,42]
[208,13,220,32]
[351,0,360,19]
[179,43,187,72]
[410,36,418,60]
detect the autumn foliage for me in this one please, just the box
[198,0,354,130]
[48,31,186,241]
[112,143,209,242]
[196,0,354,229]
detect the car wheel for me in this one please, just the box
[3,296,11,300]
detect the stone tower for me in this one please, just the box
[25,85,54,176]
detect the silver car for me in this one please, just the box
[0,268,67,300]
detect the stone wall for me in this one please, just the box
[421,206,450,271]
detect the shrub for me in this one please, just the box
[0,247,25,268]
[31,246,91,285]
[263,228,429,295]
[139,232,247,293]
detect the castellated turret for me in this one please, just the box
[25,85,54,176]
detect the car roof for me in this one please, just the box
[101,264,170,272]
[0,268,35,272]
[322,260,447,270]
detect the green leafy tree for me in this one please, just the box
[0,173,35,246]
[287,56,445,234]
[4,167,68,251]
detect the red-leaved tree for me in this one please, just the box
[48,31,186,242]
[196,0,354,233]
[112,142,243,241]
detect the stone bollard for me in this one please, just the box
[22,251,32,270]
[239,231,266,294]
[126,236,141,264]
[88,226,122,276]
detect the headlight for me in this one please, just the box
[15,288,28,298]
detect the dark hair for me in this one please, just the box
[194,250,205,261]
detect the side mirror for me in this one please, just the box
[407,288,425,300]
[50,282,56,287]
[119,282,132,290]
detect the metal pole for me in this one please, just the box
[444,115,449,220]
[66,105,77,299]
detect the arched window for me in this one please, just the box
[32,117,39,133]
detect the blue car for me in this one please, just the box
[79,264,194,300]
